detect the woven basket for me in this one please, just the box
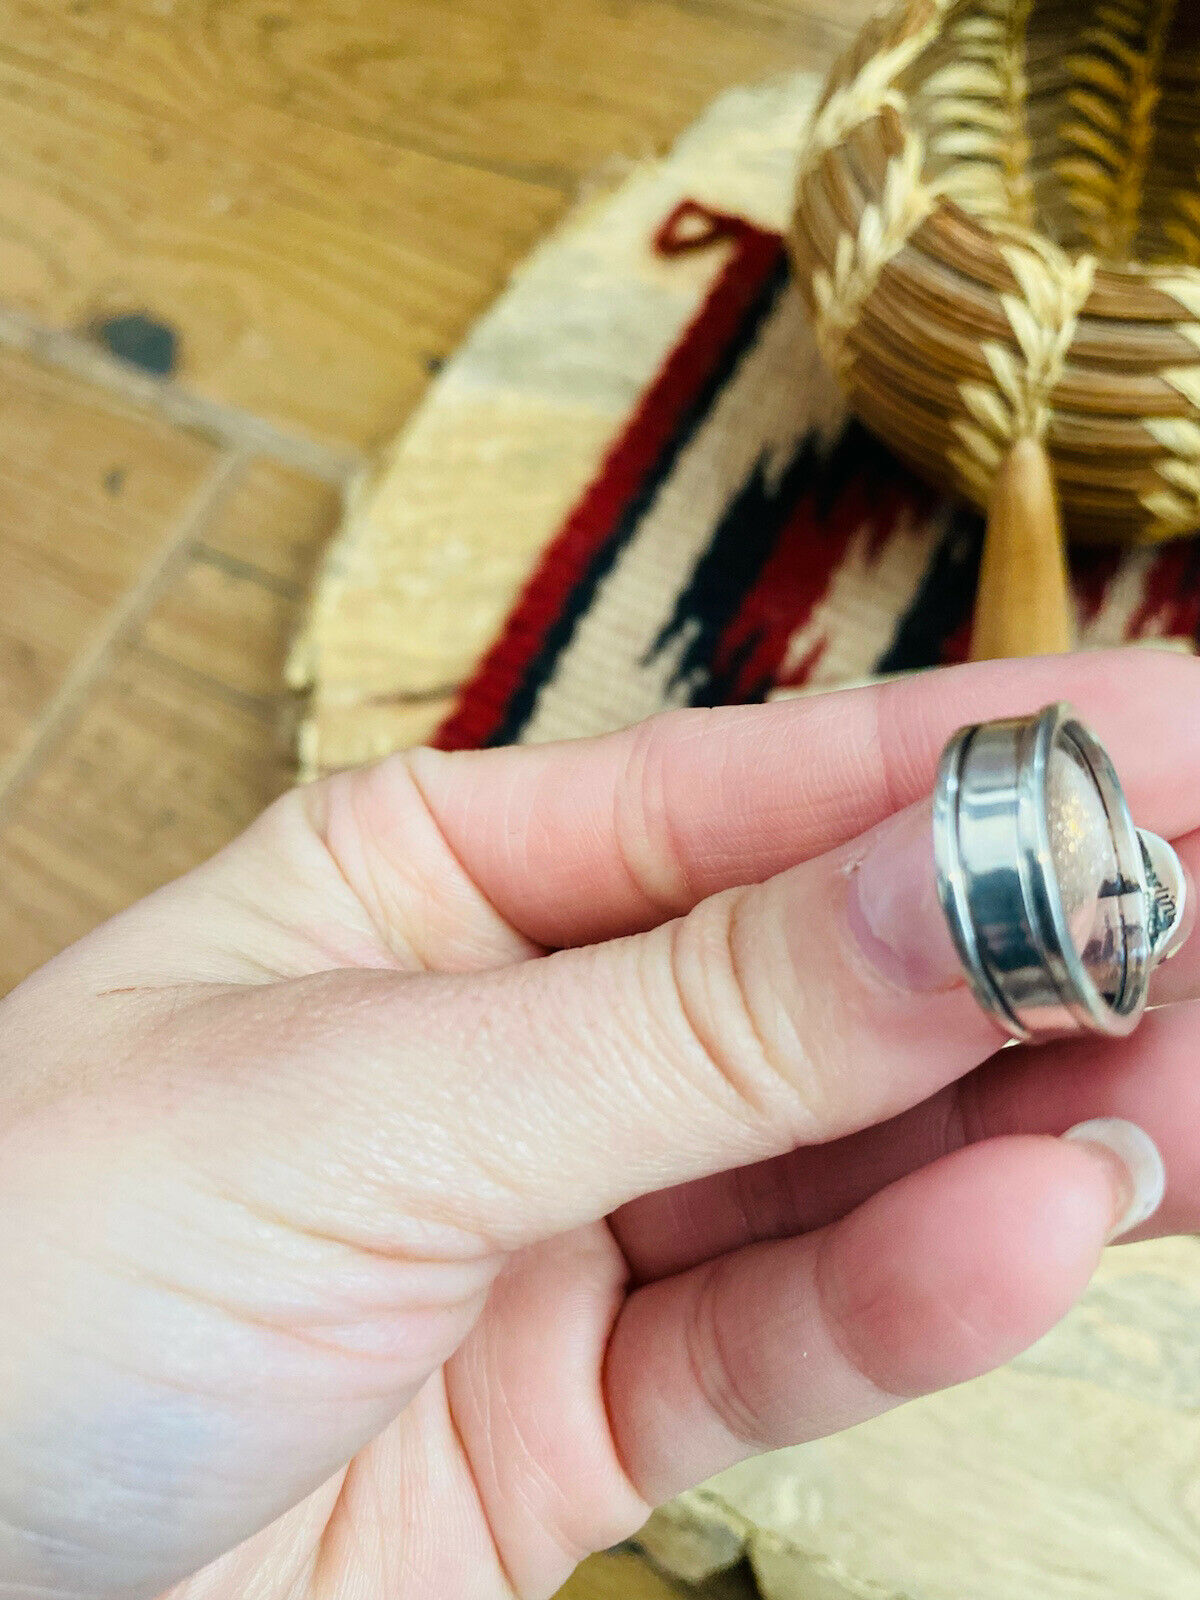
[791,0,1200,564]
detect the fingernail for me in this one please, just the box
[847,801,963,993]
[1062,1118,1165,1241]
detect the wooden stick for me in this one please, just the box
[970,437,1074,661]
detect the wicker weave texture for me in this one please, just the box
[791,0,1200,545]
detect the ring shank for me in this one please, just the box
[933,704,1150,1042]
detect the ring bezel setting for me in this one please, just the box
[933,703,1184,1043]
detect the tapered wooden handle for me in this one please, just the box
[969,438,1074,661]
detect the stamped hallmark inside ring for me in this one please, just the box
[933,704,1189,1043]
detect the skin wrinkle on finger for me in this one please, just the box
[607,1227,899,1503]
[680,1255,812,1453]
[809,1224,922,1404]
[316,758,538,975]
[665,891,816,1133]
[293,783,421,973]
[609,715,701,926]
[188,797,406,982]
[304,1381,517,1600]
[400,756,544,969]
[426,1376,523,1600]
[442,1229,650,1597]
[652,829,989,1163]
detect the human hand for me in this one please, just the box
[3,651,1200,1600]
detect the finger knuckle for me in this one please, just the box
[611,713,709,922]
[812,1230,911,1401]
[665,888,829,1138]
[684,1259,770,1450]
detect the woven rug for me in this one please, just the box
[292,76,1200,1600]
[291,78,1200,779]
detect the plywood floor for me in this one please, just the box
[0,4,865,1589]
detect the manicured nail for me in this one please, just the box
[847,801,963,993]
[1062,1118,1165,1241]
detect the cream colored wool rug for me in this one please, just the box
[291,75,1200,1599]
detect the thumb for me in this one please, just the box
[142,796,1004,1259]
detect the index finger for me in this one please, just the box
[406,649,1200,946]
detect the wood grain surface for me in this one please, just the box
[0,0,870,985]
[0,3,868,1593]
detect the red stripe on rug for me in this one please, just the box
[1071,546,1124,627]
[434,205,785,751]
[1129,539,1200,642]
[728,450,936,698]
[714,484,859,699]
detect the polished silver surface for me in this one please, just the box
[933,703,1188,1043]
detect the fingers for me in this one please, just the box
[164,796,1007,1262]
[604,1134,1134,1504]
[609,1088,972,1284]
[38,651,1200,998]
[152,799,1200,1266]
[612,982,1200,1286]
[406,649,1200,946]
[607,823,1200,1283]
[967,1002,1200,1242]
[441,1228,652,1600]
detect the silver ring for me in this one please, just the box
[933,703,1189,1043]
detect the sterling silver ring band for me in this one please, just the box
[933,703,1189,1043]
